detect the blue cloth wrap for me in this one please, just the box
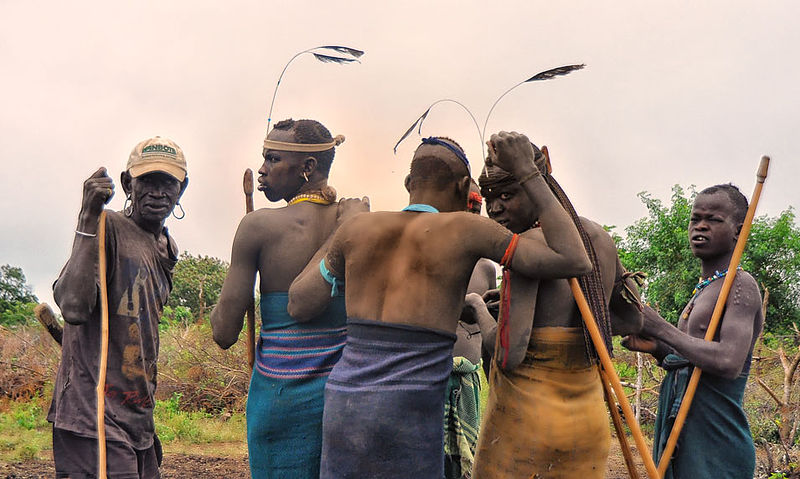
[247,292,346,479]
[320,318,456,479]
[653,354,755,479]
[319,258,343,297]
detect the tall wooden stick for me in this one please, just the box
[570,278,660,479]
[244,169,256,372]
[656,156,770,477]
[600,366,641,479]
[97,210,109,478]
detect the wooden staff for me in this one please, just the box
[656,155,770,477]
[570,279,660,479]
[96,209,109,478]
[244,169,256,372]
[600,366,640,479]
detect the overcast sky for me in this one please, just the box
[2,1,798,308]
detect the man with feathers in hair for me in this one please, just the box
[469,138,645,479]
[288,132,591,478]
[210,118,367,479]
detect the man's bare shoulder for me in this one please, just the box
[578,216,618,254]
[734,270,762,299]
[439,211,510,236]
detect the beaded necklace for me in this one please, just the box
[287,192,333,206]
[681,266,741,320]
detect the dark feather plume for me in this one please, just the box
[320,46,365,58]
[312,53,360,64]
[393,107,431,153]
[524,64,586,82]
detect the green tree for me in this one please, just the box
[168,253,228,321]
[616,185,800,333]
[0,264,39,326]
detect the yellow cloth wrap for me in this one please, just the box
[472,327,610,479]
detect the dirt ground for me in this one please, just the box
[1,453,250,479]
[1,444,645,479]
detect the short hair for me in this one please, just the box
[698,183,749,225]
[408,137,468,190]
[273,118,336,176]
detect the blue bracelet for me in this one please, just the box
[319,258,344,297]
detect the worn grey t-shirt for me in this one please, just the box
[48,210,177,450]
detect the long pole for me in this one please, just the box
[244,169,256,372]
[569,278,660,479]
[600,366,640,479]
[96,210,109,478]
[656,156,770,477]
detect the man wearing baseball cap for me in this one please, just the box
[48,136,188,478]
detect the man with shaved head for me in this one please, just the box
[289,132,591,479]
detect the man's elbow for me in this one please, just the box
[212,328,237,350]
[56,300,90,325]
[563,252,592,277]
[209,309,237,349]
[714,356,745,380]
[286,296,317,322]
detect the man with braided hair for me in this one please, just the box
[210,118,368,479]
[470,139,645,479]
[288,132,591,479]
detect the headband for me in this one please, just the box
[421,137,470,173]
[263,134,345,152]
[478,165,516,196]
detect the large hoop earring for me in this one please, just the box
[172,202,185,220]
[123,195,134,217]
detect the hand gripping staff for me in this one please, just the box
[96,209,110,477]
[243,169,256,372]
[656,156,770,478]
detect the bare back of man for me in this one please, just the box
[288,132,591,479]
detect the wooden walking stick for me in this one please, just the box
[97,209,110,478]
[570,279,660,479]
[600,366,641,479]
[244,169,256,372]
[656,155,770,478]
[34,303,63,346]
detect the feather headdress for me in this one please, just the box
[394,64,585,159]
[266,45,364,133]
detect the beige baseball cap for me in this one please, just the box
[126,136,187,182]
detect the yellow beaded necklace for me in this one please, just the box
[287,192,334,206]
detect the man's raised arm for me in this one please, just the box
[484,131,591,278]
[55,168,115,325]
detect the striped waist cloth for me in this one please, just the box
[256,325,347,380]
